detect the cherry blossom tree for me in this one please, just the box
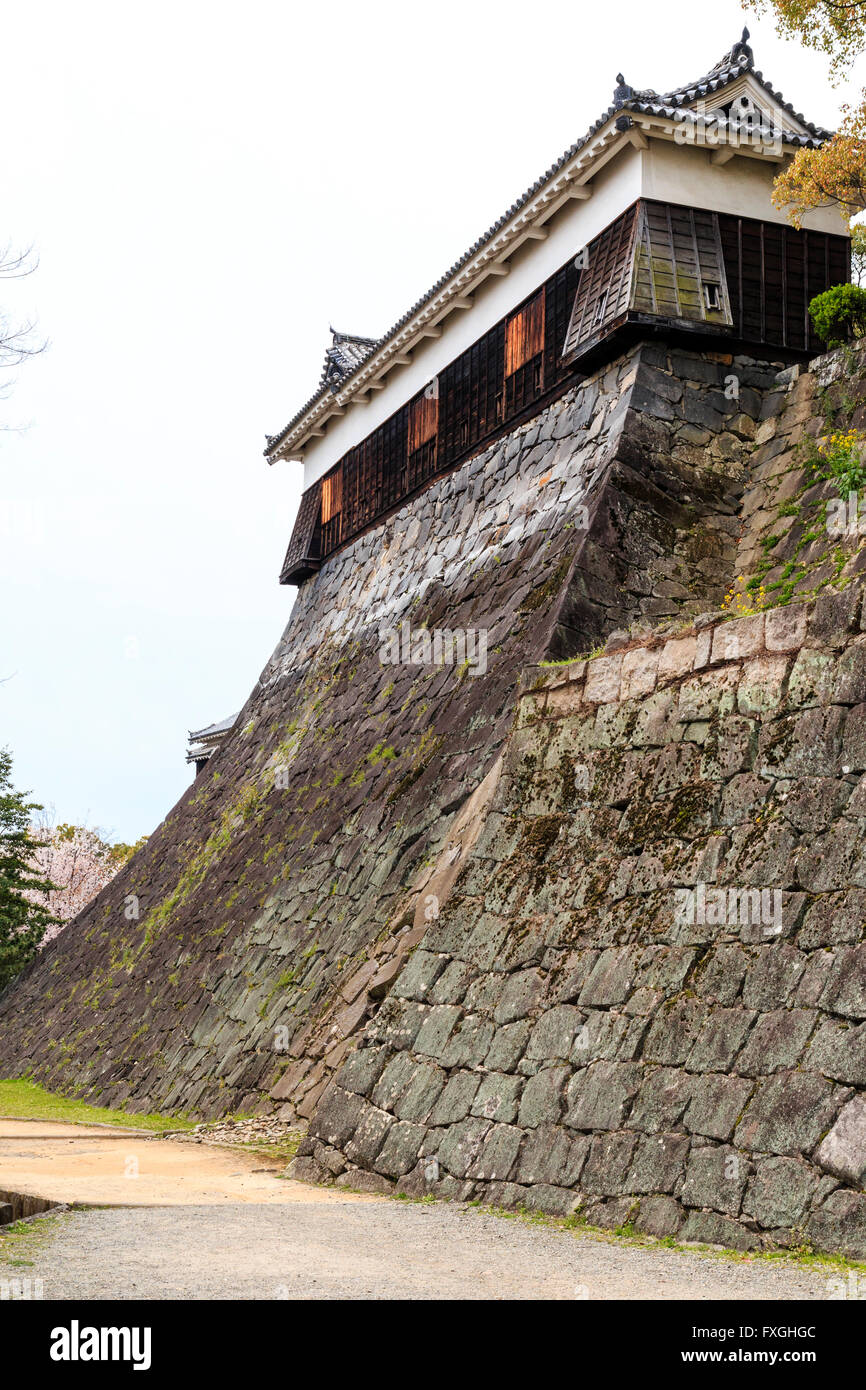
[27,811,146,940]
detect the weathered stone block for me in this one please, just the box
[286,1155,331,1186]
[392,950,448,1001]
[643,995,708,1065]
[370,1051,416,1111]
[333,1045,390,1098]
[658,635,697,683]
[366,999,430,1051]
[334,1169,394,1196]
[842,702,866,771]
[679,667,740,722]
[626,1132,690,1194]
[518,1183,581,1217]
[517,1064,570,1128]
[437,1117,491,1179]
[819,944,866,1018]
[694,943,750,1005]
[630,1067,694,1133]
[571,1009,645,1065]
[685,1074,754,1142]
[807,1018,866,1085]
[635,1195,684,1238]
[808,1189,866,1260]
[470,1071,524,1124]
[735,1071,841,1156]
[760,705,846,780]
[493,968,545,1023]
[679,1211,762,1251]
[525,1004,583,1061]
[807,590,860,649]
[711,614,765,664]
[735,1009,815,1075]
[412,1004,462,1057]
[374,1121,426,1178]
[466,1123,523,1182]
[578,947,640,1008]
[308,1086,365,1149]
[764,604,807,653]
[621,647,659,701]
[686,1008,756,1073]
[342,1099,394,1167]
[742,1156,819,1228]
[483,1019,530,1072]
[392,1061,447,1123]
[579,1131,638,1196]
[737,655,789,716]
[565,1060,641,1130]
[815,1094,866,1186]
[583,654,622,704]
[582,1195,637,1229]
[513,1124,589,1186]
[682,1144,749,1217]
[428,1070,481,1126]
[439,1013,495,1068]
[741,946,807,1010]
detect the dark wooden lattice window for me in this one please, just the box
[285,253,583,579]
[717,212,850,353]
[543,259,581,388]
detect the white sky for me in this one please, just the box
[1,0,862,842]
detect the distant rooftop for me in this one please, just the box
[186,713,238,769]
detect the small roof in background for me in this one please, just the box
[186,713,238,765]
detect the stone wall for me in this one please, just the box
[0,340,800,1128]
[297,587,866,1258]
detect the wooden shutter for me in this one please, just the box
[321,467,343,524]
[505,292,545,376]
[630,202,732,326]
[279,479,322,585]
[562,204,638,360]
[408,388,439,452]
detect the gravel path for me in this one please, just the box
[1,1200,839,1300]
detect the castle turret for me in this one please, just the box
[267,33,849,586]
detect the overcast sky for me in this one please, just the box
[1,1,862,842]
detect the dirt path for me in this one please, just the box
[0,1201,841,1300]
[0,1120,841,1300]
[0,1118,362,1207]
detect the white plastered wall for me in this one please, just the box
[298,137,848,490]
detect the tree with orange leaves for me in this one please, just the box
[750,0,866,82]
[771,101,866,226]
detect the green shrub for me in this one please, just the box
[808,283,866,348]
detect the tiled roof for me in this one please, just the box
[321,330,378,394]
[187,714,238,743]
[264,31,832,459]
[649,28,831,139]
[186,713,238,766]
